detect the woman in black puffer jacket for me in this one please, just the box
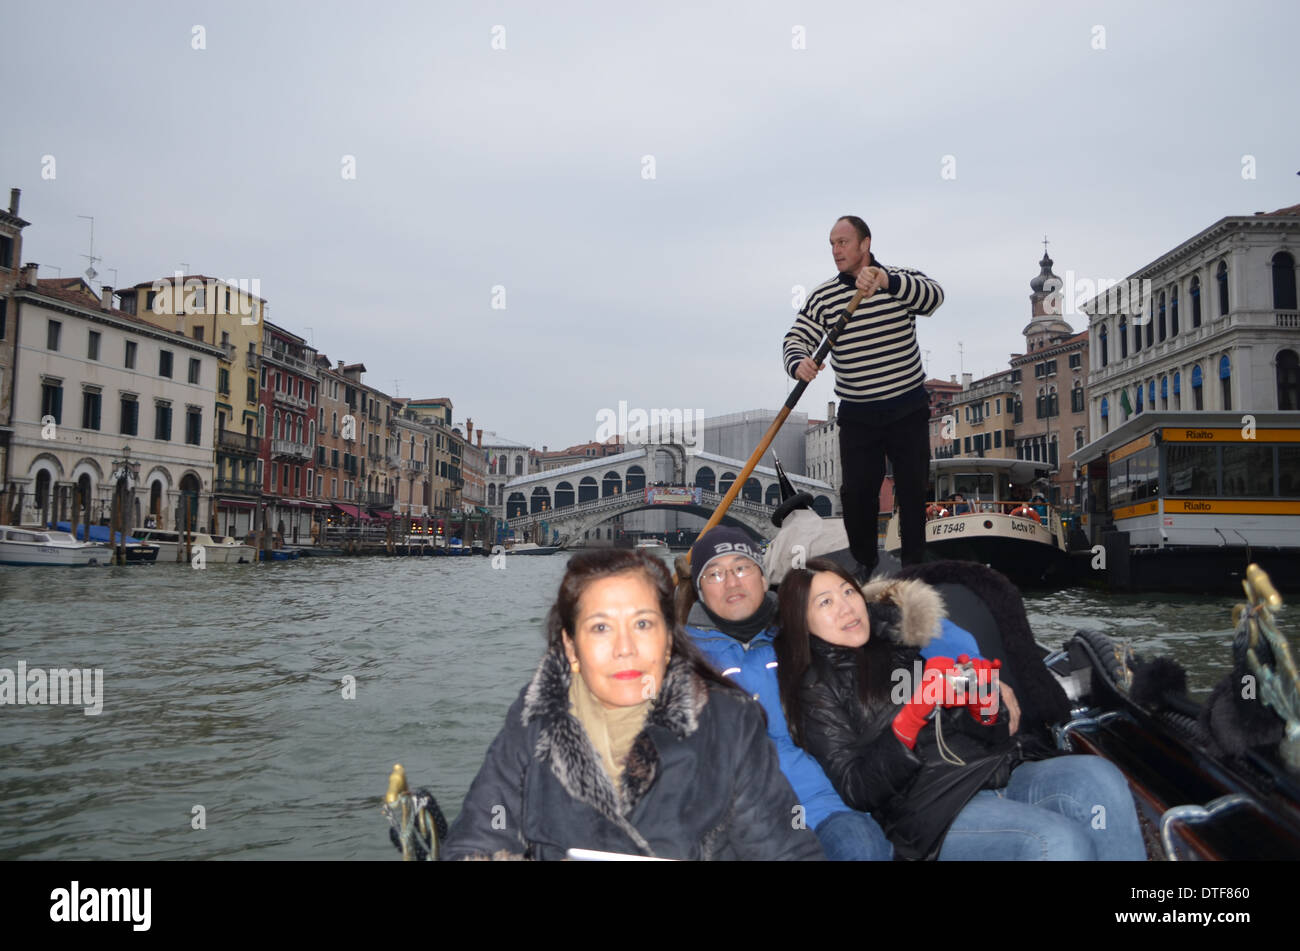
[441,549,824,861]
[775,558,1144,861]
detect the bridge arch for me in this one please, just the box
[555,481,574,508]
[601,471,622,497]
[507,491,526,518]
[530,486,551,513]
[694,466,715,492]
[578,476,598,502]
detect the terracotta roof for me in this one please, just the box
[123,274,267,302]
[1258,202,1300,217]
[26,279,205,338]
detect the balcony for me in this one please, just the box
[219,342,236,362]
[271,438,312,461]
[213,478,259,496]
[406,459,426,473]
[246,351,258,370]
[263,344,314,374]
[218,429,260,454]
[385,454,401,469]
[368,447,383,463]
[273,389,310,411]
[359,490,395,508]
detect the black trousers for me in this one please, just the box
[838,405,931,569]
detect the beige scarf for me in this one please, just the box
[568,674,652,791]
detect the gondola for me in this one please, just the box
[383,489,1300,861]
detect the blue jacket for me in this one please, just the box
[685,597,848,831]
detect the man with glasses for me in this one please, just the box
[683,526,892,860]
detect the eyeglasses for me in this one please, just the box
[701,562,756,585]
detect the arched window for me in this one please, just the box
[1173,371,1181,410]
[488,483,496,506]
[1136,384,1143,414]
[1170,287,1179,336]
[1100,326,1109,366]
[1158,292,1167,342]
[1160,376,1168,410]
[1216,261,1229,316]
[1278,350,1300,410]
[1191,364,1204,410]
[1118,316,1128,359]
[1190,275,1202,328]
[514,455,523,476]
[274,410,281,440]
[1219,354,1232,411]
[1273,251,1298,311]
[1145,301,1154,347]
[1148,380,1155,409]
[1133,313,1142,353]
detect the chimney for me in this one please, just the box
[337,359,345,370]
[100,286,114,310]
[21,262,38,287]
[476,429,482,448]
[827,400,835,421]
[950,374,957,383]
[542,445,548,453]
[8,188,19,215]
[466,418,473,442]
[962,372,972,389]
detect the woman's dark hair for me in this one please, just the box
[837,215,871,242]
[545,548,741,696]
[775,557,896,747]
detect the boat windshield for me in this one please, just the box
[943,473,998,502]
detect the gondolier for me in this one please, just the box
[785,215,944,578]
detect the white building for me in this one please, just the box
[805,400,842,513]
[6,269,219,531]
[481,432,535,517]
[1082,202,1300,436]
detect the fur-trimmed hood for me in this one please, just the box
[858,577,947,648]
[519,646,708,855]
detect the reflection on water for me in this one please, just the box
[0,556,1287,859]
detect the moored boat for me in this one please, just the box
[506,542,561,555]
[0,527,110,566]
[52,522,158,563]
[884,458,1069,587]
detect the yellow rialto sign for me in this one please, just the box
[1113,500,1158,519]
[1108,433,1156,464]
[1159,499,1300,515]
[1159,428,1300,443]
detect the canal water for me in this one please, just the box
[0,554,1279,860]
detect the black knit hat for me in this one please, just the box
[690,527,764,592]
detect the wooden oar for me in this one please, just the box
[674,288,868,585]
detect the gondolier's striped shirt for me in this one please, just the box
[783,260,944,415]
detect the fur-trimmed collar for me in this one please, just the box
[520,648,709,855]
[859,577,946,648]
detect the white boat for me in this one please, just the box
[634,537,671,559]
[131,528,256,564]
[0,528,110,566]
[506,542,561,555]
[883,458,1069,587]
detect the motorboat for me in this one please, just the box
[883,457,1069,587]
[131,528,256,564]
[0,527,110,566]
[634,537,671,559]
[52,522,158,563]
[506,542,561,555]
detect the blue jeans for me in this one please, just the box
[815,809,894,861]
[938,755,1146,861]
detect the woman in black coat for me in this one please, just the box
[441,548,824,861]
[775,558,1145,861]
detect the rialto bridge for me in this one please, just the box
[499,444,834,542]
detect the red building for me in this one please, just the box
[256,321,326,545]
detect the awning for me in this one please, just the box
[369,509,394,520]
[333,503,363,519]
[216,498,256,509]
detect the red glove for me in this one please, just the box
[892,657,953,749]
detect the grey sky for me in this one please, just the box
[4,1,1296,454]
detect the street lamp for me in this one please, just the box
[109,444,139,565]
